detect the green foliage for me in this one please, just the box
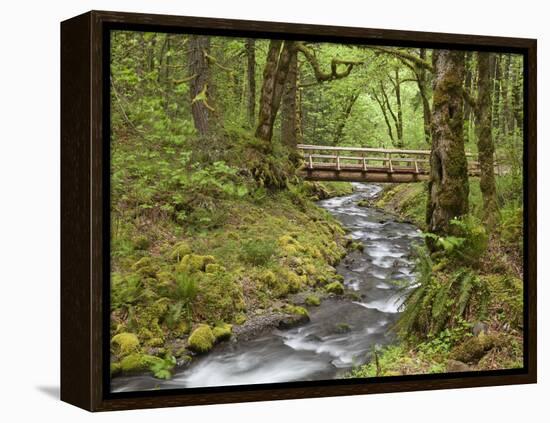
[240,239,277,266]
[397,248,490,339]
[424,216,488,265]
[150,355,177,380]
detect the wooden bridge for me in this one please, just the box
[297,144,484,183]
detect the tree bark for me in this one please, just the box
[255,40,295,142]
[427,50,469,235]
[188,35,215,136]
[246,38,256,128]
[281,49,299,148]
[474,52,499,229]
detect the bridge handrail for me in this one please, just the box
[296,144,475,157]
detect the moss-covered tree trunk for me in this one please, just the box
[427,50,469,235]
[246,38,256,128]
[281,49,299,148]
[188,35,216,136]
[255,40,295,142]
[417,49,432,144]
[475,52,499,229]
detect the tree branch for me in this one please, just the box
[296,42,363,83]
[370,46,433,72]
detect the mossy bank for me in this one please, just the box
[347,179,524,377]
[110,178,355,379]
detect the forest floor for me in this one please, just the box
[346,181,524,377]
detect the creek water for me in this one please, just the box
[111,183,422,392]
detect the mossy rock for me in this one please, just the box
[279,305,310,329]
[325,281,345,295]
[450,333,506,363]
[178,254,216,273]
[205,263,226,274]
[169,241,192,261]
[111,332,140,356]
[119,353,163,373]
[212,323,233,341]
[145,337,164,348]
[305,295,321,306]
[187,324,216,353]
[350,241,364,252]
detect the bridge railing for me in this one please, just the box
[296,144,489,176]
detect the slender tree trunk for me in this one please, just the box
[427,50,469,235]
[372,88,395,145]
[333,91,359,145]
[417,49,432,145]
[246,38,256,128]
[394,69,404,148]
[281,49,298,148]
[188,35,215,136]
[475,52,499,229]
[255,40,294,142]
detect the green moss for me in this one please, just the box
[178,254,216,273]
[187,324,216,353]
[111,332,140,356]
[325,281,345,295]
[450,333,506,363]
[205,263,226,274]
[284,304,309,318]
[119,353,163,373]
[212,323,233,341]
[169,241,192,261]
[132,257,153,270]
[305,294,321,306]
[234,313,247,325]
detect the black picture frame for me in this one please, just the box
[61,10,537,411]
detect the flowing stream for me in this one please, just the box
[111,183,422,392]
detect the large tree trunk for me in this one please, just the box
[281,49,299,148]
[246,38,256,128]
[427,50,469,235]
[188,35,215,136]
[475,52,499,229]
[255,40,295,142]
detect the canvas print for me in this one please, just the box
[108,30,525,392]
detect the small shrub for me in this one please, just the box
[240,239,277,266]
